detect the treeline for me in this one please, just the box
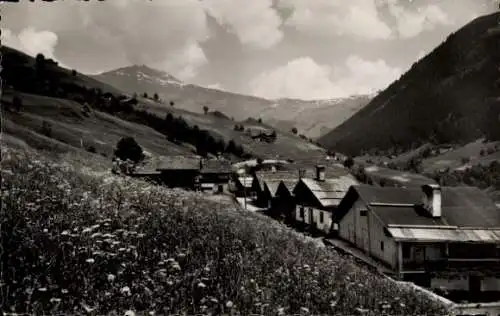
[2,50,250,159]
[429,161,500,190]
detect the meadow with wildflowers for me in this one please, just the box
[1,146,449,315]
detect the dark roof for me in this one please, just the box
[299,176,359,208]
[255,170,297,188]
[200,159,232,174]
[347,185,500,228]
[156,156,201,171]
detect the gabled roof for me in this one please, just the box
[298,175,359,208]
[340,185,500,229]
[200,159,232,174]
[254,170,298,191]
[156,156,201,171]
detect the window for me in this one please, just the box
[402,244,410,259]
[300,207,304,218]
[380,241,385,251]
[319,211,324,223]
[360,209,368,216]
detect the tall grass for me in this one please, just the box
[1,146,449,315]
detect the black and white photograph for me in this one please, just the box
[1,0,500,315]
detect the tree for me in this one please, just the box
[170,101,175,107]
[291,127,298,135]
[143,92,148,98]
[114,137,144,163]
[258,118,262,123]
[203,106,209,115]
[226,139,237,153]
[12,95,22,112]
[40,120,52,137]
[343,157,355,169]
[71,69,77,76]
[153,93,159,101]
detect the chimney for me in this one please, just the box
[315,165,326,182]
[421,184,442,217]
[298,168,306,179]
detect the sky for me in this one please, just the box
[2,0,498,100]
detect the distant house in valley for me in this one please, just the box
[336,184,500,303]
[156,155,201,189]
[293,165,358,234]
[199,159,233,193]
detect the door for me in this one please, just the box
[469,275,482,293]
[309,208,314,226]
[414,246,425,264]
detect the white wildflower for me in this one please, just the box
[107,274,116,282]
[197,282,207,289]
[38,287,47,292]
[124,310,136,316]
[86,258,95,264]
[225,301,234,308]
[120,286,131,296]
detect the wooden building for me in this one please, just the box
[275,179,298,223]
[251,170,298,213]
[199,159,232,193]
[336,184,500,302]
[155,156,201,189]
[293,165,358,234]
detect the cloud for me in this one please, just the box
[249,55,402,100]
[1,27,71,69]
[387,1,452,38]
[202,0,283,49]
[2,0,210,78]
[281,0,393,41]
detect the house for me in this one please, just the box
[199,159,233,193]
[336,184,500,302]
[274,178,299,223]
[155,156,201,189]
[293,165,359,234]
[251,170,298,210]
[229,174,255,198]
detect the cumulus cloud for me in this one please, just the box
[281,0,393,41]
[249,55,402,100]
[2,0,210,78]
[387,1,452,38]
[202,0,283,49]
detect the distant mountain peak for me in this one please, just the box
[100,64,183,86]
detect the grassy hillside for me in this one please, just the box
[319,12,500,156]
[136,98,327,162]
[1,144,449,315]
[1,46,326,162]
[94,67,371,139]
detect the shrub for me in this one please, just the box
[343,157,355,169]
[72,69,77,76]
[291,127,298,134]
[12,95,23,112]
[153,93,159,101]
[40,120,53,137]
[203,106,209,115]
[114,137,144,163]
[87,146,97,153]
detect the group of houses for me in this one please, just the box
[127,155,233,194]
[130,154,500,304]
[231,163,500,304]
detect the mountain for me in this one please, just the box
[263,95,373,139]
[319,12,500,156]
[1,46,327,162]
[94,66,371,138]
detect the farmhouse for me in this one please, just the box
[274,178,299,223]
[293,165,358,234]
[199,159,232,193]
[251,170,298,211]
[156,155,201,189]
[336,184,500,302]
[229,174,255,198]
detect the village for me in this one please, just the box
[112,151,500,315]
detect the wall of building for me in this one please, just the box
[339,199,398,269]
[482,277,500,292]
[431,276,469,291]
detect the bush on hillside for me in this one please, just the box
[343,157,355,169]
[12,95,23,112]
[114,137,144,163]
[40,120,53,137]
[1,147,449,315]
